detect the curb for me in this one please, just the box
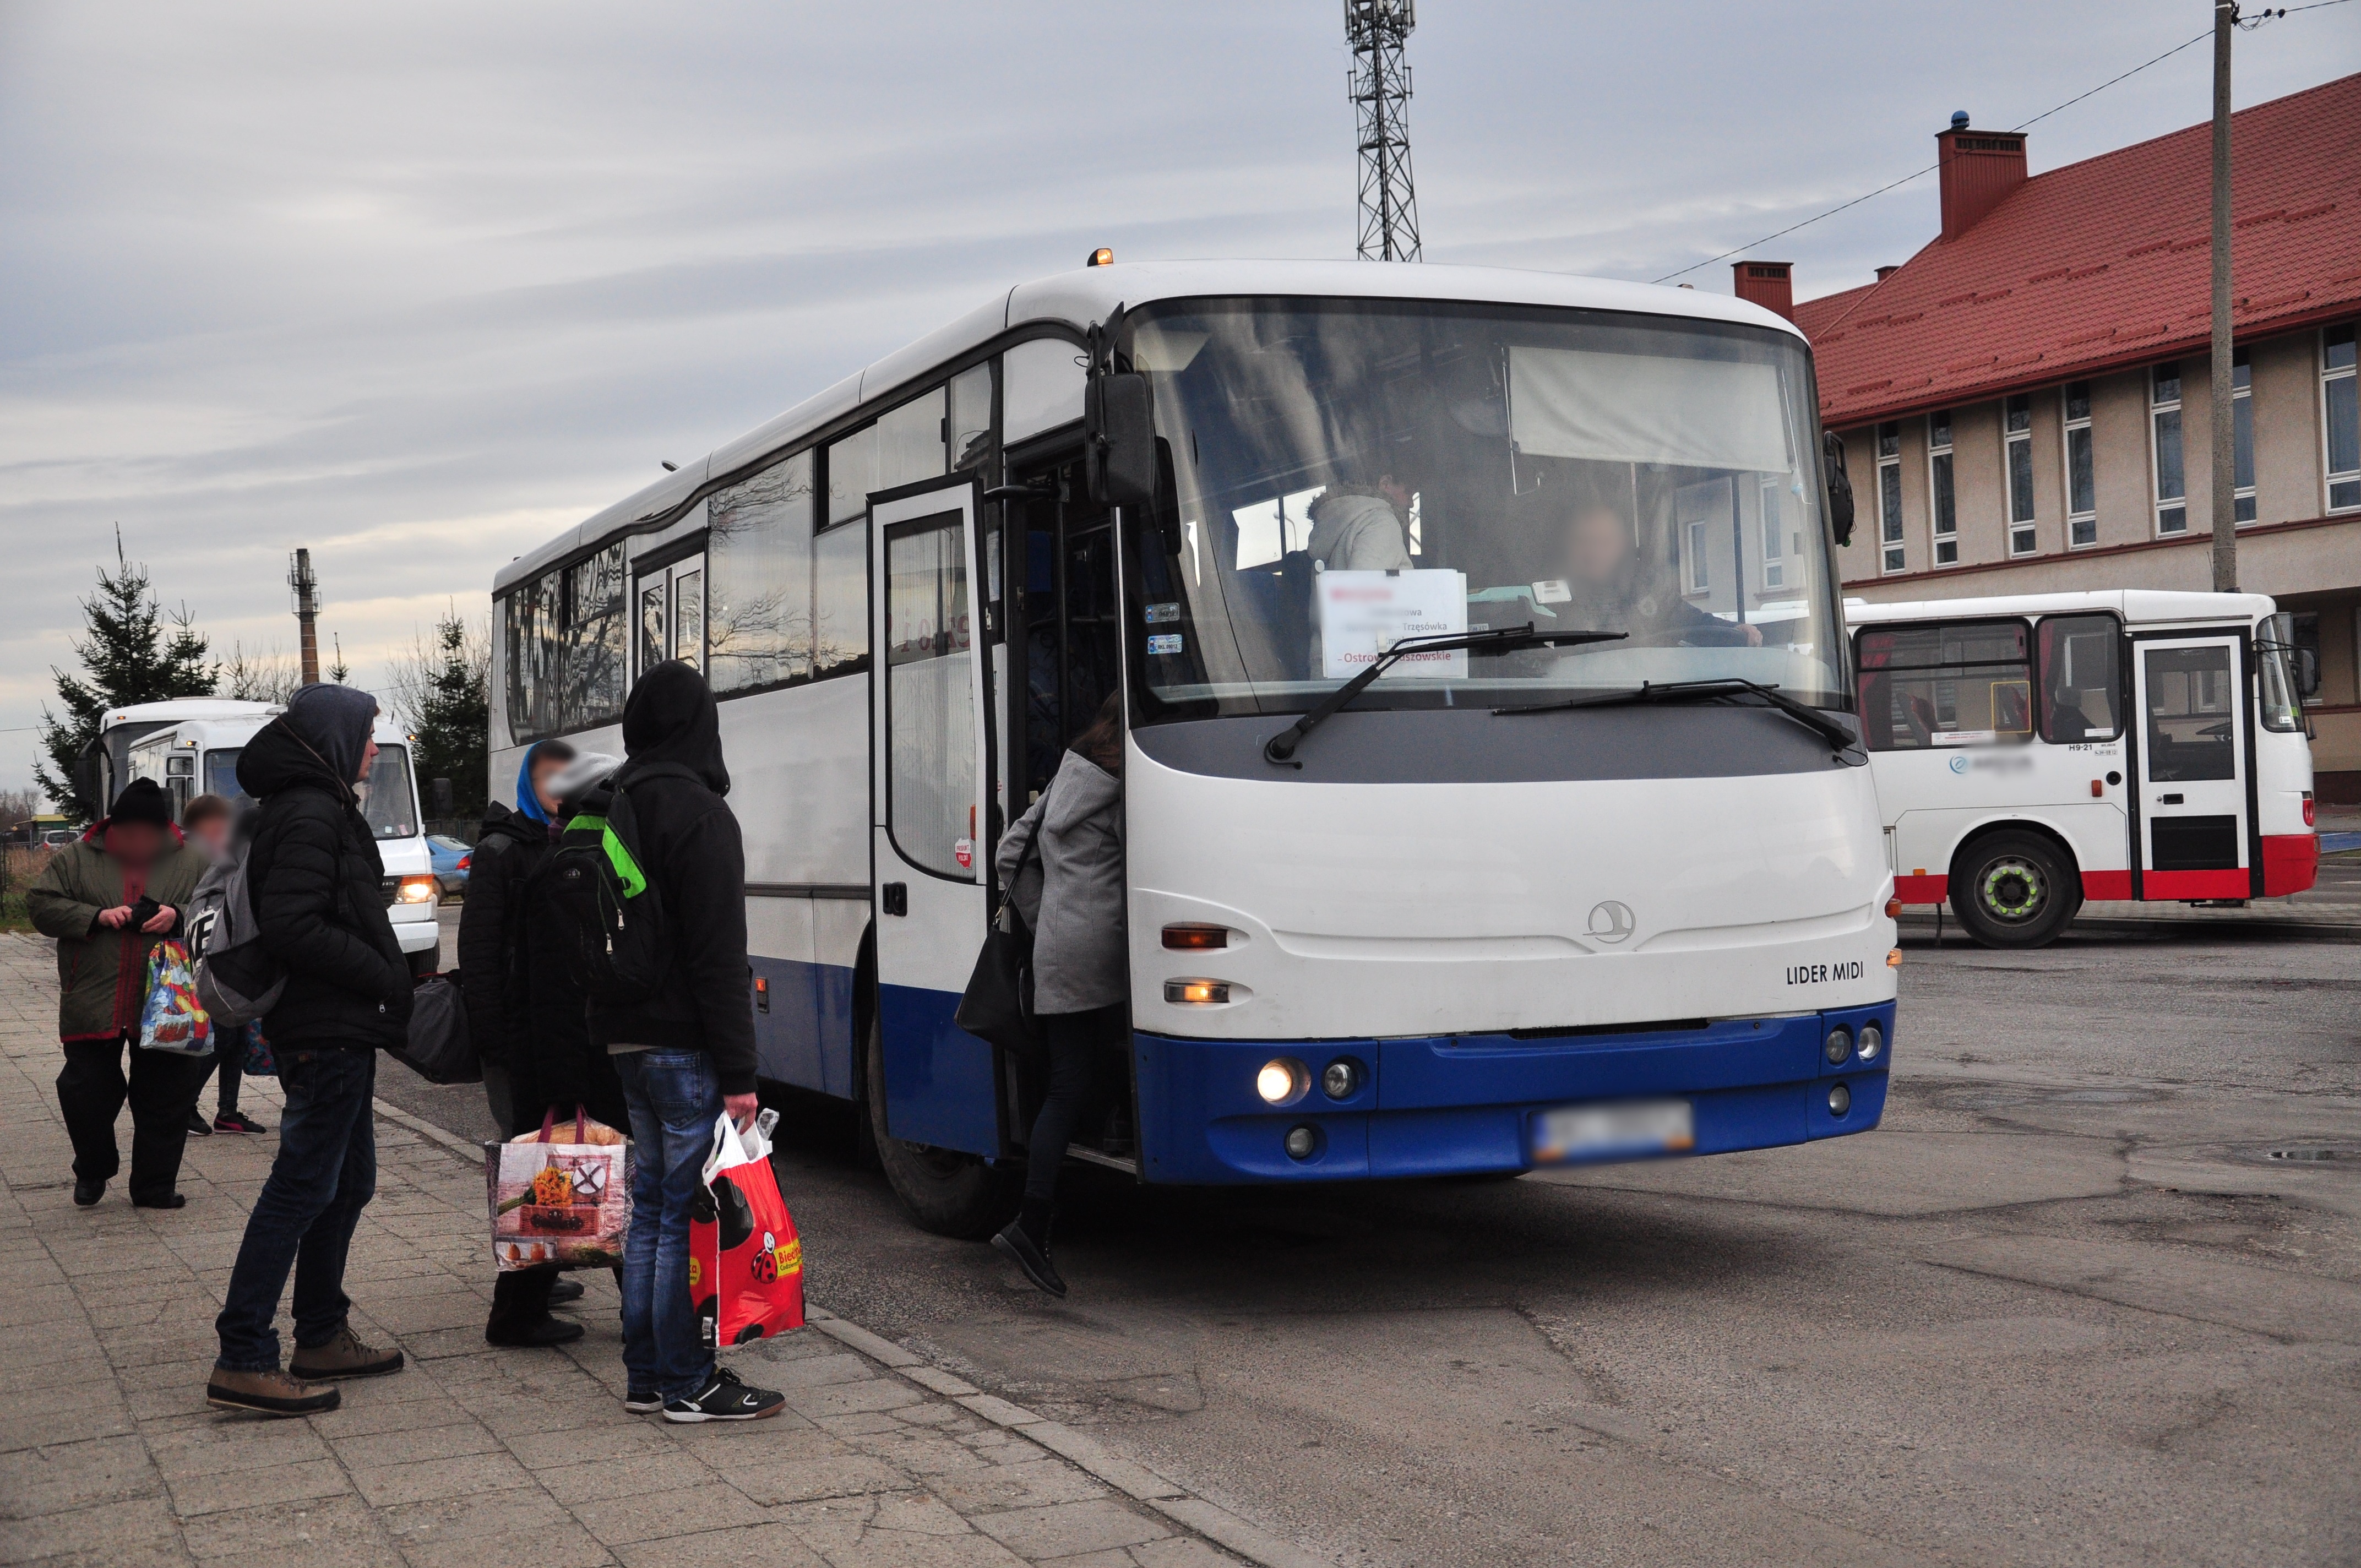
[371,1096,1336,1568]
[804,1309,1332,1568]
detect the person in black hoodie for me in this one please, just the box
[207,684,410,1419]
[597,660,782,1424]
[462,739,619,1349]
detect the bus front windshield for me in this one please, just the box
[1123,297,1846,720]
[205,743,420,840]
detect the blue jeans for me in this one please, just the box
[214,1047,378,1371]
[614,1049,721,1401]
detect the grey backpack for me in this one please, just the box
[187,799,287,1026]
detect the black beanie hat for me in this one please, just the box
[108,777,172,827]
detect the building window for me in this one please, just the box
[2063,382,2096,547]
[1759,477,1786,590]
[1928,411,1957,565]
[1876,422,1905,574]
[2005,393,2037,555]
[2321,325,2357,512]
[2152,362,2188,534]
[2232,347,2256,525]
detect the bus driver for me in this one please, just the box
[1551,476,1762,649]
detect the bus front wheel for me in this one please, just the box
[1949,831,2080,949]
[863,1016,1017,1239]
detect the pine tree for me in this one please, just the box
[327,633,351,686]
[392,611,489,819]
[35,533,217,821]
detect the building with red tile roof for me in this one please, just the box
[1781,73,2361,794]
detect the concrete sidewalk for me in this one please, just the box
[0,935,1302,1568]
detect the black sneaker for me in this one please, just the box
[214,1110,270,1135]
[623,1389,665,1415]
[660,1366,784,1424]
[992,1218,1068,1298]
[186,1109,213,1137]
[485,1315,586,1349]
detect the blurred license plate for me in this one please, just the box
[1532,1100,1694,1163]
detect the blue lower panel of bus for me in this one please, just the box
[875,982,998,1152]
[749,956,858,1101]
[1133,1004,1894,1185]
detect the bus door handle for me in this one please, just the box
[882,883,908,916]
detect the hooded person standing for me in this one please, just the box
[460,738,576,1140]
[206,684,411,1418]
[593,660,782,1424]
[28,777,210,1208]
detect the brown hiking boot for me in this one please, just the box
[288,1324,405,1380]
[206,1367,340,1417]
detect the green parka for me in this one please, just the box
[26,824,208,1044]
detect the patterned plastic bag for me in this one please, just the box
[485,1108,632,1271]
[137,940,213,1056]
[240,1019,276,1077]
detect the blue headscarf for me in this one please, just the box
[514,741,563,824]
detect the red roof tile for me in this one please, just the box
[1800,73,2361,428]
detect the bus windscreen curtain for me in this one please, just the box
[1508,348,1790,473]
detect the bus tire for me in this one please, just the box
[1949,830,2079,949]
[864,1016,1016,1239]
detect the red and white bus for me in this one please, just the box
[1848,590,2318,948]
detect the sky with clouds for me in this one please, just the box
[3,1,2354,796]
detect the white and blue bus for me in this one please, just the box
[489,259,1898,1234]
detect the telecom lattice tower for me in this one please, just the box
[1346,0,1421,262]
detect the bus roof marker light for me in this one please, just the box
[1087,247,1113,267]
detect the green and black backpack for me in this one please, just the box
[544,764,697,1006]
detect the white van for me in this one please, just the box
[90,698,443,976]
[1847,590,2318,948]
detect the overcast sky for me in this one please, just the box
[3,2,2354,796]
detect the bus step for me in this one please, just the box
[1064,1144,1140,1176]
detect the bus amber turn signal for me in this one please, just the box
[1885,898,1902,918]
[1165,979,1232,1006]
[1162,923,1228,950]
[1887,949,1903,968]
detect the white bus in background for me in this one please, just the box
[1848,591,2319,949]
[489,258,1897,1237]
[86,699,443,976]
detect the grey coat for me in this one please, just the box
[996,750,1127,1015]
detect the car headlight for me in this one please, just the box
[396,875,437,905]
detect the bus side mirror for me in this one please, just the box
[432,777,454,817]
[1085,372,1157,510]
[1822,430,1855,548]
[2298,648,2320,698]
[72,741,105,821]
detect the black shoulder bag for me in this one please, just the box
[954,786,1051,1064]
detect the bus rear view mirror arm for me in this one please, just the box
[1263,625,1626,766]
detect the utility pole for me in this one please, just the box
[289,548,321,685]
[2208,0,2238,592]
[1346,0,1421,262]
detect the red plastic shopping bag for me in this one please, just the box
[690,1108,804,1347]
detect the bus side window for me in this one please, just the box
[1854,620,2032,749]
[2037,614,2122,744]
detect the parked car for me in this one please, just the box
[428,834,473,897]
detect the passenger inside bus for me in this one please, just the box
[1303,461,1415,573]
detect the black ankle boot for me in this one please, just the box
[992,1204,1066,1297]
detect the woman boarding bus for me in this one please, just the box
[488,259,1897,1236]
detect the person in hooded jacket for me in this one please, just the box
[989,692,1128,1298]
[592,660,783,1424]
[28,777,210,1208]
[206,684,412,1419]
[460,738,575,1139]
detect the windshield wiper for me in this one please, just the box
[1264,623,1626,765]
[1493,677,1865,764]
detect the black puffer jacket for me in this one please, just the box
[240,716,411,1050]
[456,801,546,1072]
[585,661,758,1095]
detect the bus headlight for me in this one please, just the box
[1321,1059,1358,1099]
[1827,1082,1852,1117]
[1823,1026,1853,1066]
[1256,1059,1306,1105]
[1284,1125,1318,1159]
[1856,1021,1884,1062]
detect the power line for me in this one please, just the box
[1650,9,2325,285]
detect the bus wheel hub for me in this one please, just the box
[1981,860,2043,919]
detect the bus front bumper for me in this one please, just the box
[1130,1006,1892,1185]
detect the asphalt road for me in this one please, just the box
[386,903,2361,1567]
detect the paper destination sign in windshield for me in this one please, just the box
[1318,569,1469,680]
